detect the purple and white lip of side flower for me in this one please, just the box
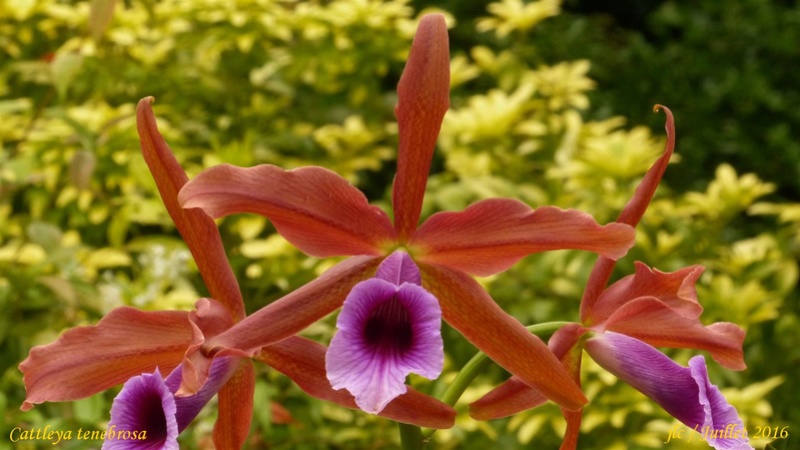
[586,332,754,450]
[325,251,443,414]
[103,357,238,450]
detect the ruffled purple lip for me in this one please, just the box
[326,251,443,414]
[103,357,238,450]
[586,332,753,450]
[103,368,179,450]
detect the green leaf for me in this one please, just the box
[88,0,117,41]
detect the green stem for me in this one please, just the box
[424,321,571,439]
[399,422,428,450]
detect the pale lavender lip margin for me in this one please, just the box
[585,331,753,450]
[325,251,444,414]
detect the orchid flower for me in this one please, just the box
[18,96,456,449]
[326,250,443,413]
[19,96,258,447]
[102,357,238,450]
[174,13,636,414]
[469,107,752,450]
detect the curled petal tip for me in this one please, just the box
[136,96,156,113]
[653,103,671,115]
[653,104,674,125]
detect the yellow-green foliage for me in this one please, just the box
[1,0,796,448]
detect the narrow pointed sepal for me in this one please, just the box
[137,97,244,320]
[392,14,450,241]
[616,105,676,228]
[585,332,753,450]
[19,307,191,411]
[412,200,635,277]
[580,105,676,319]
[469,326,586,449]
[420,263,587,411]
[469,324,584,420]
[179,164,394,257]
[213,360,255,450]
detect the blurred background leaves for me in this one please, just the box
[1,0,797,448]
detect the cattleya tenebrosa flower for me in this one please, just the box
[469,108,752,450]
[19,83,456,450]
[102,357,238,450]
[174,13,636,414]
[326,251,444,413]
[18,96,259,448]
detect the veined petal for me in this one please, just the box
[689,358,754,450]
[470,376,547,421]
[137,98,244,320]
[179,164,395,257]
[375,250,421,285]
[585,332,753,450]
[180,256,380,394]
[392,14,450,241]
[213,360,255,450]
[469,324,585,420]
[580,106,675,320]
[469,325,587,449]
[579,257,617,324]
[257,336,455,429]
[590,262,704,325]
[326,278,443,413]
[19,307,191,411]
[103,368,178,450]
[600,297,746,370]
[419,262,587,411]
[412,199,635,277]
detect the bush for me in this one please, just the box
[1,0,796,448]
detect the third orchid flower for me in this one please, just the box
[470,107,753,450]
